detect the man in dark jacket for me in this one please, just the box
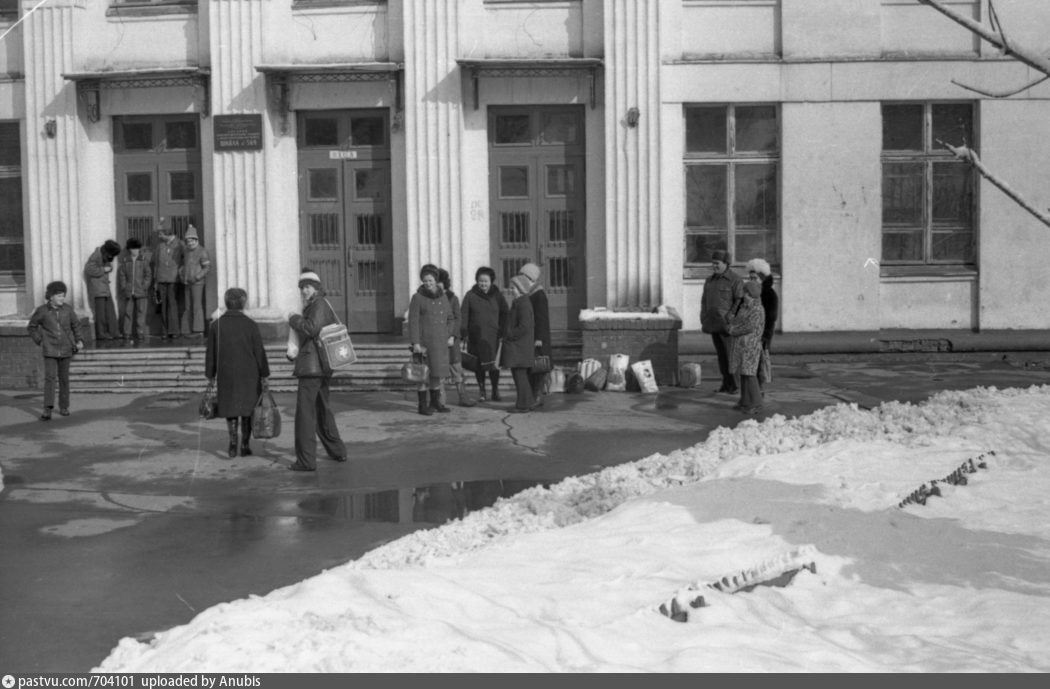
[152,223,183,340]
[27,281,84,420]
[287,269,347,472]
[83,239,121,344]
[699,249,744,394]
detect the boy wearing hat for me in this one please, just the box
[699,249,744,394]
[179,224,211,337]
[117,237,153,345]
[27,281,84,420]
[83,239,122,345]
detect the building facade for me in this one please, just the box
[1,0,1049,336]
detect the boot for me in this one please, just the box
[477,381,487,402]
[417,391,433,416]
[489,373,502,402]
[430,389,451,413]
[240,416,253,456]
[226,419,238,458]
[456,382,477,407]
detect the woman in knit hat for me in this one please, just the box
[409,264,453,415]
[724,279,766,415]
[287,268,348,471]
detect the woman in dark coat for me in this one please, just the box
[409,264,454,416]
[460,266,508,402]
[205,287,270,458]
[501,275,536,413]
[518,262,551,405]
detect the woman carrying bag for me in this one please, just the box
[409,264,454,416]
[205,287,270,458]
[460,266,508,402]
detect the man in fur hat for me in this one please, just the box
[83,239,122,345]
[700,249,744,394]
[179,225,211,338]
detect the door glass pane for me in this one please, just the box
[735,106,777,152]
[165,121,197,150]
[304,118,339,147]
[309,169,338,200]
[882,230,923,261]
[539,112,578,144]
[309,213,340,248]
[882,104,923,151]
[350,116,385,146]
[494,115,531,145]
[685,165,727,228]
[547,257,576,289]
[685,106,727,154]
[499,166,528,198]
[121,122,153,151]
[547,210,575,243]
[932,163,973,226]
[169,171,195,201]
[500,212,530,244]
[882,163,924,225]
[685,233,728,264]
[355,169,384,200]
[734,164,777,228]
[932,104,973,150]
[356,215,383,246]
[126,173,152,203]
[546,165,576,196]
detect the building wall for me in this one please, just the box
[3,0,1050,338]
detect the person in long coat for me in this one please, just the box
[700,249,744,394]
[27,281,84,420]
[747,257,779,391]
[287,269,348,471]
[724,280,766,415]
[83,239,121,344]
[460,266,508,402]
[409,264,454,416]
[518,262,551,406]
[205,287,270,458]
[501,275,536,413]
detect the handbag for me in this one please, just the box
[316,300,357,373]
[461,349,480,373]
[251,386,281,440]
[758,347,772,384]
[532,351,552,374]
[401,352,430,384]
[198,381,218,420]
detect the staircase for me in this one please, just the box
[70,336,582,394]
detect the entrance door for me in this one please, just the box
[489,106,586,331]
[298,110,394,332]
[113,116,204,335]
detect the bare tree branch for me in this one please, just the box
[938,141,1050,228]
[950,74,1050,98]
[917,0,1050,77]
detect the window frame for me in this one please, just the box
[107,1,198,19]
[880,101,977,275]
[0,121,25,286]
[683,103,780,279]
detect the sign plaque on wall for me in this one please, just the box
[214,114,263,151]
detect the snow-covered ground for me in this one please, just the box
[93,385,1050,672]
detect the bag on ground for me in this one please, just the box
[578,357,602,380]
[565,372,586,394]
[401,352,430,384]
[631,359,660,393]
[251,389,281,440]
[606,353,630,391]
[678,362,703,388]
[584,367,607,392]
[548,367,567,393]
[198,381,218,420]
[317,322,357,372]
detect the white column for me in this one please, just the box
[604,0,662,307]
[208,0,277,313]
[402,0,464,288]
[22,0,83,311]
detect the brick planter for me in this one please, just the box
[580,307,683,389]
[0,319,43,390]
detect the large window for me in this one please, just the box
[0,122,24,283]
[684,104,779,277]
[0,0,18,21]
[881,102,975,267]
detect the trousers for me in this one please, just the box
[293,376,346,470]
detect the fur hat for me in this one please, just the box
[184,225,199,241]
[419,264,440,282]
[102,239,122,260]
[711,249,730,264]
[746,258,771,277]
[45,281,67,299]
[510,274,532,295]
[744,280,762,298]
[126,237,142,251]
[519,262,541,282]
[298,267,322,290]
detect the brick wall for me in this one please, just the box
[0,321,43,390]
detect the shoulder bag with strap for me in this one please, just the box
[316,299,357,373]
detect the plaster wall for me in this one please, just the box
[264,2,389,63]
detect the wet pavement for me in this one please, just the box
[2,352,1050,672]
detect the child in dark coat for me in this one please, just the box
[27,281,84,420]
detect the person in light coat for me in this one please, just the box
[724,280,766,415]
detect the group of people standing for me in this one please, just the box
[83,223,212,346]
[700,250,779,415]
[410,261,551,416]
